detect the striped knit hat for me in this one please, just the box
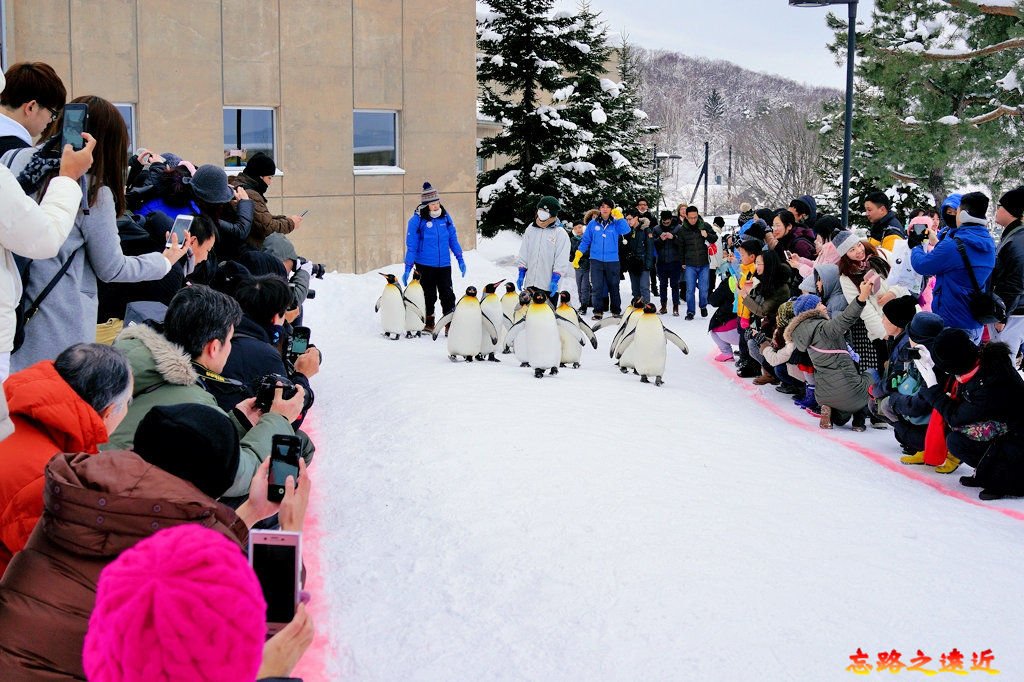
[420,181,440,205]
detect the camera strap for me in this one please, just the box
[191,362,246,388]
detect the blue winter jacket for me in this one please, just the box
[405,207,464,269]
[579,216,630,263]
[910,221,996,330]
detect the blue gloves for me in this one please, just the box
[402,265,411,287]
[458,259,467,277]
[549,272,561,294]
[516,267,526,291]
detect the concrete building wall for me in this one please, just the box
[3,0,477,273]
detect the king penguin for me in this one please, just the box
[504,290,584,378]
[404,270,427,338]
[500,282,519,354]
[478,279,506,362]
[613,303,690,385]
[511,290,532,366]
[555,291,598,368]
[432,286,498,362]
[375,273,406,340]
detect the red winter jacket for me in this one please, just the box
[0,362,107,576]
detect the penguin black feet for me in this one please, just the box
[559,363,566,368]
[475,353,485,361]
[640,375,650,384]
[449,354,458,362]
[549,367,558,376]
[572,362,580,369]
[619,366,629,374]
[520,362,530,368]
[655,376,664,387]
[487,353,500,362]
[405,332,412,339]
[633,369,640,375]
[465,355,474,362]
[502,348,512,355]
[534,367,545,379]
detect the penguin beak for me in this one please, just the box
[491,279,506,287]
[378,272,388,278]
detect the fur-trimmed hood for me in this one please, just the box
[113,323,197,392]
[783,307,827,345]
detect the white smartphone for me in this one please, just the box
[249,530,302,635]
[165,214,194,249]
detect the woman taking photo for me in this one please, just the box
[10,96,187,371]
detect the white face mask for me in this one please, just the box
[537,209,551,222]
[429,208,442,218]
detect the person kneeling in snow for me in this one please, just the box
[785,284,873,431]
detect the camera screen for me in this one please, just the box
[63,107,86,148]
[252,543,297,623]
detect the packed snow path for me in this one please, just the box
[300,235,1024,681]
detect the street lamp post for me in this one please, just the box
[653,148,683,210]
[789,0,858,228]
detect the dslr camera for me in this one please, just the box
[254,373,298,412]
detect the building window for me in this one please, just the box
[115,104,135,152]
[223,108,275,168]
[354,110,398,168]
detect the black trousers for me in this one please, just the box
[416,263,456,317]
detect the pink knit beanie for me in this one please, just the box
[83,525,266,682]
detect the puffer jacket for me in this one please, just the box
[786,297,870,413]
[230,172,295,249]
[919,342,1024,431]
[579,215,631,262]
[0,451,247,681]
[652,219,684,263]
[0,362,107,576]
[991,220,1024,316]
[743,280,791,337]
[516,219,571,289]
[679,217,718,267]
[103,324,296,498]
[869,210,906,251]
[911,220,996,331]
[0,166,82,353]
[405,205,464,269]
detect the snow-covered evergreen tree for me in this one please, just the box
[828,0,1024,204]
[476,1,657,233]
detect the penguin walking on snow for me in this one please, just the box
[500,282,519,354]
[613,303,690,386]
[511,291,532,366]
[504,290,584,378]
[375,273,406,340]
[404,270,427,338]
[432,286,498,362]
[478,280,506,362]
[555,291,597,368]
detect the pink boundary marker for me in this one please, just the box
[290,416,335,681]
[709,352,1024,523]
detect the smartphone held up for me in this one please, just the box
[249,530,302,635]
[61,103,89,151]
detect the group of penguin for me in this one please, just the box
[376,271,690,384]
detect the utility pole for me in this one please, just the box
[727,145,733,201]
[703,142,709,215]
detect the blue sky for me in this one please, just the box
[550,0,877,88]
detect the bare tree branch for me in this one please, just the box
[885,36,1024,61]
[942,0,1020,17]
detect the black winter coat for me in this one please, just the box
[991,221,1024,316]
[870,210,906,243]
[622,222,656,273]
[653,219,684,263]
[707,275,737,331]
[679,217,717,267]
[919,343,1024,430]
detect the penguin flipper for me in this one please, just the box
[555,315,585,346]
[591,317,618,332]
[578,320,598,349]
[481,315,499,345]
[502,313,514,330]
[503,319,525,351]
[665,329,690,355]
[431,312,455,341]
[375,296,382,313]
[404,298,424,322]
[614,329,636,360]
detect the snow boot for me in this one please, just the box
[794,385,816,409]
[775,382,803,395]
[424,315,435,333]
[818,404,833,430]
[851,410,867,432]
[659,305,668,314]
[900,451,927,465]
[700,307,708,318]
[673,305,679,317]
[736,362,761,379]
[935,454,961,474]
[684,312,695,321]
[960,475,984,488]
[752,369,779,386]
[713,352,733,362]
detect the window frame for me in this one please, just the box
[223,106,277,171]
[353,109,403,174]
[114,103,136,152]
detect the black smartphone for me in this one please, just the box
[299,209,309,218]
[61,103,89,151]
[268,434,301,503]
[249,530,302,635]
[288,326,311,357]
[907,347,922,360]
[165,214,193,249]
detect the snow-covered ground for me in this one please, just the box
[297,234,1024,681]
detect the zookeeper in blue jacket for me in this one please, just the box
[572,198,631,320]
[403,181,466,333]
